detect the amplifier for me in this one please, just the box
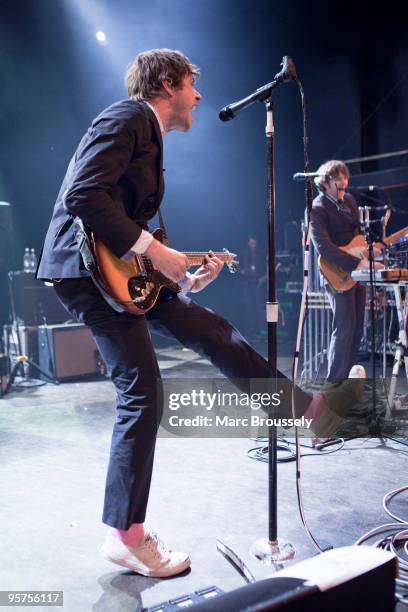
[38,324,106,382]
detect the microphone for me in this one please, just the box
[219,106,235,122]
[275,55,297,86]
[348,184,380,192]
[293,172,331,182]
[358,206,365,227]
[219,56,297,122]
[357,203,390,212]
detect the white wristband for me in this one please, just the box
[179,272,195,293]
[130,230,154,254]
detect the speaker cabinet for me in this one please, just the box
[38,324,105,381]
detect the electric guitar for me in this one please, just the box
[318,226,408,292]
[91,228,239,314]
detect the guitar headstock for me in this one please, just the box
[222,248,239,273]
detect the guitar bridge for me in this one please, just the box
[128,276,155,305]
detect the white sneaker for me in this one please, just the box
[310,364,367,438]
[349,364,367,379]
[101,530,190,578]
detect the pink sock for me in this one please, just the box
[113,523,145,547]
[304,392,326,421]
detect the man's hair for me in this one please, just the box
[314,160,350,191]
[125,48,200,100]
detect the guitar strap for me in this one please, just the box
[156,205,182,299]
[158,206,170,246]
[73,217,126,313]
[74,205,171,314]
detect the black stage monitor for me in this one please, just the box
[145,546,396,612]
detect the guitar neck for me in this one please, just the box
[384,227,408,246]
[184,252,232,266]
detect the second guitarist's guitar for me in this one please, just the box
[318,226,408,292]
[90,228,239,314]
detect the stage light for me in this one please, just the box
[95,31,107,45]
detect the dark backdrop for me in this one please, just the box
[1,0,407,331]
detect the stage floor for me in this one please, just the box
[0,346,407,611]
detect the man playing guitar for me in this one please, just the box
[310,160,381,380]
[37,53,365,578]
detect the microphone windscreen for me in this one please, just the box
[219,107,234,122]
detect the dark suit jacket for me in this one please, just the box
[310,192,361,273]
[37,100,164,280]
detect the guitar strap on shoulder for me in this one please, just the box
[73,217,126,313]
[158,206,170,246]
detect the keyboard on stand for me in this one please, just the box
[351,268,408,283]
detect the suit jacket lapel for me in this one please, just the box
[145,106,164,203]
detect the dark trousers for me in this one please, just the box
[54,277,311,529]
[326,283,366,381]
[242,278,265,336]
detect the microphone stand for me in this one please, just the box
[361,210,381,435]
[3,271,58,396]
[217,59,297,574]
[360,208,393,437]
[248,98,295,563]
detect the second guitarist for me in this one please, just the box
[310,160,372,380]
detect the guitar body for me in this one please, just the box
[92,228,181,315]
[318,226,408,292]
[91,228,238,314]
[318,257,359,292]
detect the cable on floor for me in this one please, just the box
[356,486,408,605]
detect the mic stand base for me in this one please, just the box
[216,534,290,583]
[250,537,296,564]
[3,355,59,397]
[368,418,397,438]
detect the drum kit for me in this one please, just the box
[351,205,408,415]
[389,231,408,269]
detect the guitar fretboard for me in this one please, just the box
[136,251,236,275]
[184,252,233,265]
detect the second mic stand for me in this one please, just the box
[361,214,381,435]
[3,271,58,396]
[360,210,395,436]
